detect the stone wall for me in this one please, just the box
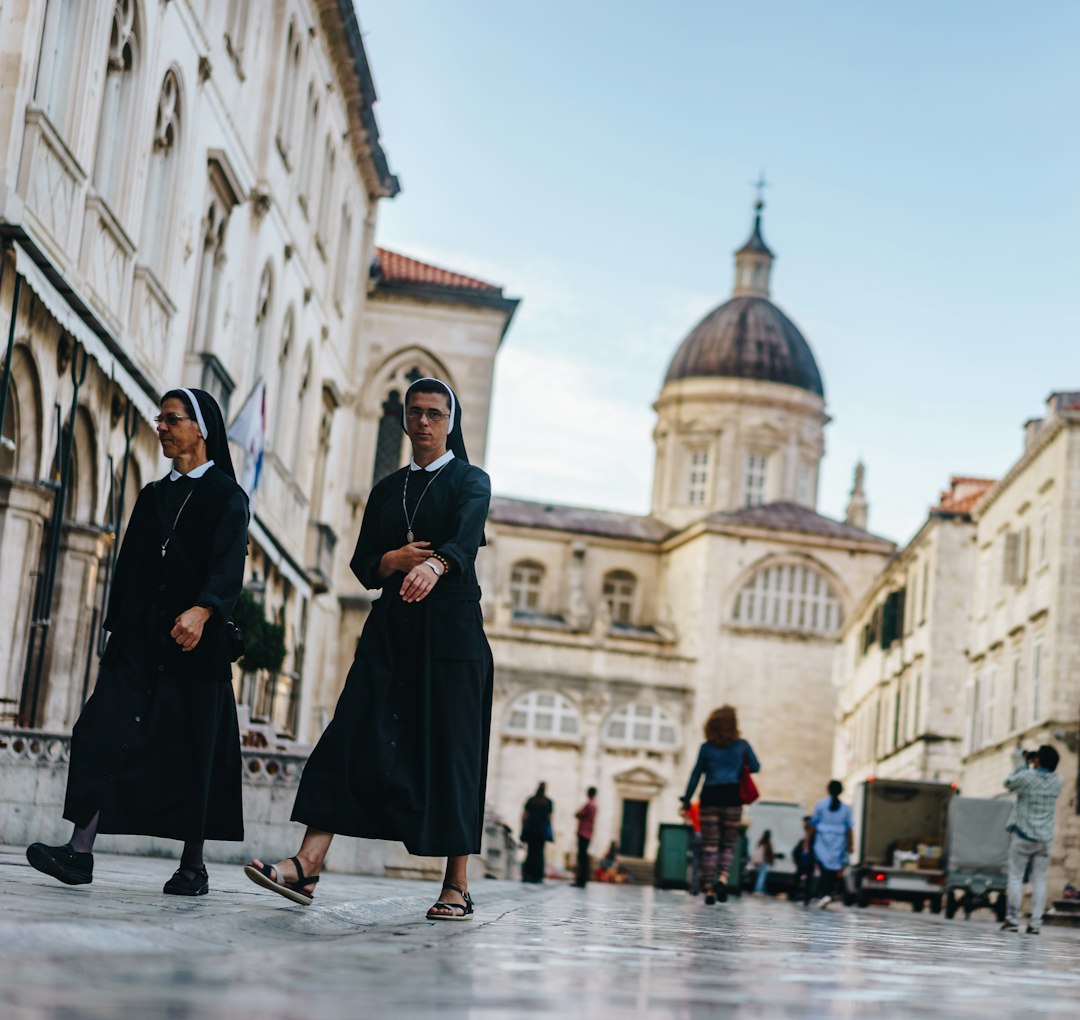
[0,729,513,881]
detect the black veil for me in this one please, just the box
[162,387,238,481]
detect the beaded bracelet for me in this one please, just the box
[431,552,451,574]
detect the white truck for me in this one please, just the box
[744,800,807,896]
[851,777,958,912]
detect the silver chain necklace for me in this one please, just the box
[402,463,448,543]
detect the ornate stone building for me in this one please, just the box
[0,0,396,737]
[959,394,1080,891]
[832,395,1080,893]
[833,476,993,789]
[482,205,894,867]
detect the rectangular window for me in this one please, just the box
[796,461,811,506]
[1038,506,1050,566]
[1009,655,1021,732]
[893,681,903,751]
[920,559,929,623]
[982,667,996,745]
[911,671,922,738]
[687,449,710,505]
[745,454,767,507]
[1031,641,1043,721]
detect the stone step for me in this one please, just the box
[1045,900,1080,927]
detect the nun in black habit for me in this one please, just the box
[26,388,249,896]
[246,377,493,920]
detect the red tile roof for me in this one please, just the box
[934,476,995,514]
[374,247,500,292]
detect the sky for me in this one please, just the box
[358,0,1079,545]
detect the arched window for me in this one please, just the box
[0,378,19,476]
[276,20,301,163]
[732,561,843,635]
[289,344,314,473]
[252,261,273,380]
[510,561,545,614]
[2,346,43,480]
[333,205,352,311]
[369,361,436,484]
[141,69,181,277]
[188,191,230,353]
[505,691,580,739]
[94,0,140,207]
[603,570,636,625]
[34,0,80,133]
[604,703,679,749]
[315,136,336,251]
[225,0,249,65]
[297,82,319,209]
[269,306,295,452]
[372,388,404,485]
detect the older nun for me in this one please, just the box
[246,377,493,921]
[26,387,249,896]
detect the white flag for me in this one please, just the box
[227,381,266,496]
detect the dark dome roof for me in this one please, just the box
[664,296,824,397]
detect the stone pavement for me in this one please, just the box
[2,847,1080,1019]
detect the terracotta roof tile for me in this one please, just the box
[373,247,500,292]
[933,476,995,514]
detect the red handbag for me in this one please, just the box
[739,764,760,805]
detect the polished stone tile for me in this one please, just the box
[2,847,1078,1019]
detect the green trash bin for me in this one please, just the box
[727,822,748,895]
[655,823,693,889]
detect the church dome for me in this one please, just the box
[664,295,824,397]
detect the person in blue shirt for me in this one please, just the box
[809,780,854,908]
[681,705,760,904]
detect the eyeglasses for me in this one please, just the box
[405,408,450,424]
[153,414,194,427]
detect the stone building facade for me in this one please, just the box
[833,476,993,789]
[482,207,893,868]
[832,396,1080,893]
[0,2,524,748]
[960,394,1080,891]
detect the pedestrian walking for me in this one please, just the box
[751,829,775,896]
[681,705,760,905]
[572,786,598,887]
[244,378,493,921]
[26,389,249,896]
[1001,744,1063,934]
[520,782,554,883]
[792,815,816,905]
[809,780,853,909]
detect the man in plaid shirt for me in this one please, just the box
[1001,744,1063,934]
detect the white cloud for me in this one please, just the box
[487,347,654,515]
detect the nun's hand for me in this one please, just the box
[400,561,440,603]
[172,606,211,652]
[380,542,432,578]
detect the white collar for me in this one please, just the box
[409,450,455,473]
[170,459,215,481]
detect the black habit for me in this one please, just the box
[63,465,248,841]
[291,456,493,857]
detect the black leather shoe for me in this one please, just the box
[26,842,93,885]
[163,865,209,896]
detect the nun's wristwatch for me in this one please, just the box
[424,559,443,577]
